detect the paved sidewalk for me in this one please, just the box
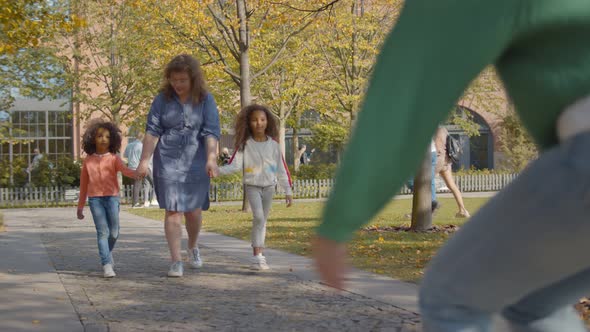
[1,208,420,331]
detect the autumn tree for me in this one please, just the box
[55,0,161,127]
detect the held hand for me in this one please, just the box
[77,209,84,220]
[206,159,219,178]
[312,236,347,290]
[285,195,293,207]
[136,161,149,178]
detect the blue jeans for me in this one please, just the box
[419,132,590,332]
[88,196,120,266]
[406,151,437,202]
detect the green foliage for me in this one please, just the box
[211,172,242,184]
[0,157,27,187]
[292,164,337,180]
[449,108,481,137]
[30,157,54,187]
[498,112,538,172]
[0,0,80,54]
[0,155,81,188]
[52,156,82,187]
[309,122,348,153]
[453,167,515,176]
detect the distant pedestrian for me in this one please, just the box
[434,126,469,217]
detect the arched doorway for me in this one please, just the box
[444,106,494,170]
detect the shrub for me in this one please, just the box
[52,156,82,187]
[454,166,515,176]
[292,164,337,180]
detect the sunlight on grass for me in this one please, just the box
[127,197,488,283]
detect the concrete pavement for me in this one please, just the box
[0,207,420,331]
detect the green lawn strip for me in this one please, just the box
[126,197,489,283]
[0,210,4,232]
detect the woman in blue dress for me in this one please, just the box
[137,54,220,277]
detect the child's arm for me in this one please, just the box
[218,150,243,176]
[77,160,89,219]
[275,145,293,207]
[115,155,138,179]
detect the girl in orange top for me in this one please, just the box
[77,120,136,278]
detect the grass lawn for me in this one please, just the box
[0,210,4,232]
[127,197,488,283]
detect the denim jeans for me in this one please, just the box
[88,196,120,266]
[419,132,590,332]
[406,151,438,202]
[245,185,274,248]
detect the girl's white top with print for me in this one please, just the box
[219,137,292,195]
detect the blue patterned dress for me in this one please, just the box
[145,92,220,212]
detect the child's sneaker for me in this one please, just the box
[150,199,159,206]
[167,261,183,277]
[187,247,203,269]
[103,263,116,278]
[143,201,150,208]
[250,254,270,270]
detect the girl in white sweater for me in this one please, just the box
[219,104,293,270]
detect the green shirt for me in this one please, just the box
[318,0,590,242]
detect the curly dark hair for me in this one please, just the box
[233,104,278,151]
[81,119,123,155]
[160,54,208,103]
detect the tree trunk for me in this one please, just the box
[237,0,251,212]
[293,126,301,171]
[410,148,433,231]
[278,103,286,156]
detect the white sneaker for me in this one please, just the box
[167,261,183,277]
[150,199,159,206]
[103,263,116,278]
[143,201,150,208]
[187,247,203,269]
[250,254,270,270]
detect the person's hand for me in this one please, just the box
[136,160,149,178]
[285,195,293,207]
[77,208,84,220]
[206,159,218,178]
[312,236,348,290]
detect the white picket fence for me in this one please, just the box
[0,173,519,208]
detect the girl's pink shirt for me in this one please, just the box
[77,153,135,209]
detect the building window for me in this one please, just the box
[1,107,72,164]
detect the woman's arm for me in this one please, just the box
[201,94,221,178]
